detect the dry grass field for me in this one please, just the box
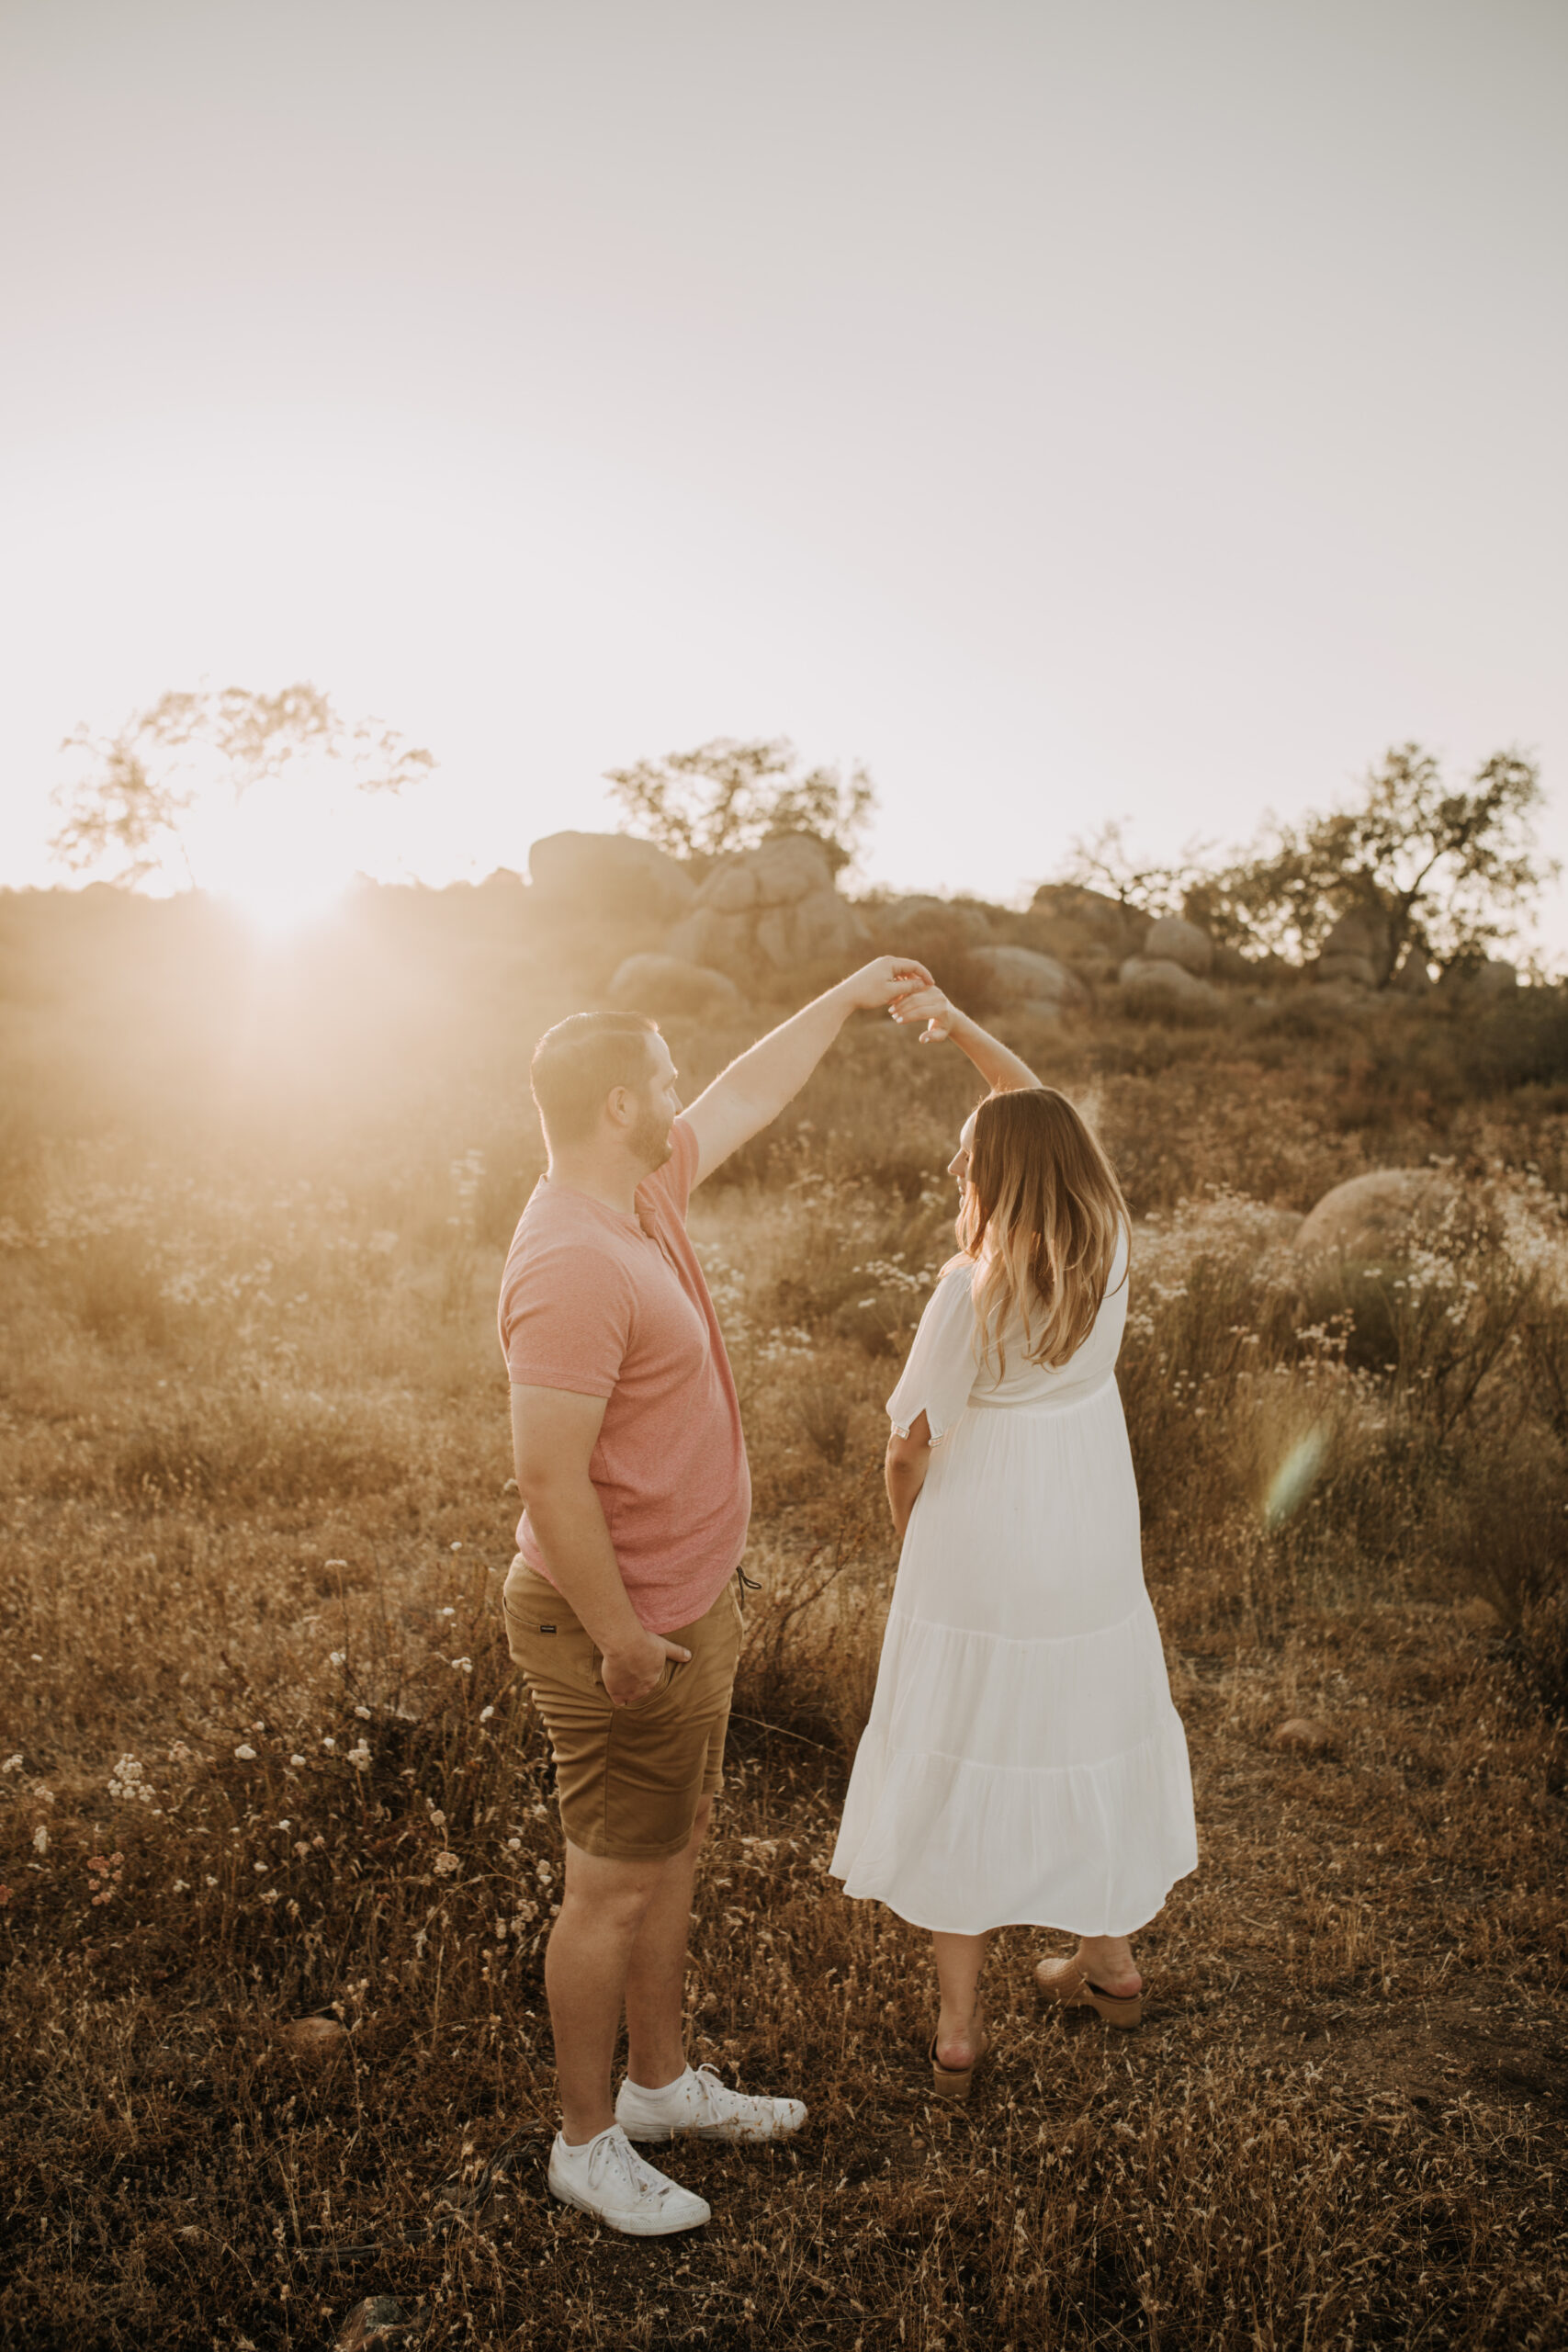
[2,886,1566,2350]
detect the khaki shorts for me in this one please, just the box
[501,1562,744,1861]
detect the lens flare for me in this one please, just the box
[1264,1428,1329,1528]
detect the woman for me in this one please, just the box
[829,987,1197,2095]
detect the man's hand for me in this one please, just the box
[600,1624,693,1708]
[838,955,934,1012]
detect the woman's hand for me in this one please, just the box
[888,982,956,1044]
[838,956,935,1013]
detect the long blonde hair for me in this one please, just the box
[956,1088,1129,1373]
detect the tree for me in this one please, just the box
[50,683,434,888]
[1060,818,1216,922]
[1184,744,1552,982]
[604,737,875,875]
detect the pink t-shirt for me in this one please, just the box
[497,1115,750,1634]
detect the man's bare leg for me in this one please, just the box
[546,1836,687,2145]
[622,1795,711,2092]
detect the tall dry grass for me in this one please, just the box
[2,888,1566,2347]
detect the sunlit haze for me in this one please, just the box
[2,1,1565,939]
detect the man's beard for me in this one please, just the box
[628,1102,675,1175]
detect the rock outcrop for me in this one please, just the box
[1314,908,1393,990]
[1024,884,1145,978]
[529,831,697,926]
[662,833,869,983]
[1438,957,1520,1006]
[607,954,743,1018]
[966,944,1089,1017]
[863,894,993,948]
[1118,956,1224,1014]
[1291,1168,1454,1258]
[1142,914,1213,976]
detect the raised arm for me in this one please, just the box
[889,986,1042,1092]
[682,956,932,1187]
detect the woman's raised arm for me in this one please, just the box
[890,986,1040,1091]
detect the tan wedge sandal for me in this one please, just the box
[1035,1955,1144,2030]
[928,2023,990,2101]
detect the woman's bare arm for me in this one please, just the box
[891,987,1040,1091]
[885,1409,934,1542]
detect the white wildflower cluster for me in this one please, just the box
[108,1755,157,1805]
[346,1741,372,1770]
[757,1325,816,1366]
[852,1254,932,1298]
[432,1849,462,1878]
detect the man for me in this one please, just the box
[498,956,930,2236]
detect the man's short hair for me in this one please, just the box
[530,1012,660,1146]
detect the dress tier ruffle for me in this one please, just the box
[829,1241,1198,1939]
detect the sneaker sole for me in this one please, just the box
[618,2120,806,2144]
[547,2174,710,2235]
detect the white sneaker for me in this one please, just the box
[616,2063,808,2144]
[547,2123,710,2236]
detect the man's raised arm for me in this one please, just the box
[682,956,932,1188]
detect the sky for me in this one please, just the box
[1,0,1564,937]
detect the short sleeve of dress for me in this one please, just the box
[886,1264,980,1442]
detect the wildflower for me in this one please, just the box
[324,1560,348,1570]
[449,1541,463,1552]
[2,1756,22,1775]
[172,1879,189,1893]
[438,1607,456,1619]
[450,1657,472,1676]
[289,1754,307,1767]
[506,1838,522,1851]
[32,1826,48,1856]
[294,1841,311,1859]
[328,1651,346,1668]
[479,1705,495,1723]
[204,1875,218,1887]
[428,1808,447,1830]
[354,1704,371,1720]
[346,1742,372,1770]
[536,1860,554,1887]
[321,1737,336,1751]
[109,1756,155,1804]
[258,1888,280,1905]
[167,1741,192,1764]
[432,1850,461,1878]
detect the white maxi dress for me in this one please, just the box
[830,1234,1198,1937]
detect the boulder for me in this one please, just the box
[966,944,1089,1016]
[1314,907,1393,990]
[663,832,869,980]
[1438,957,1520,1005]
[607,953,742,1018]
[1271,1717,1339,1758]
[863,894,993,948]
[1291,1168,1454,1259]
[528,831,698,926]
[1142,914,1213,976]
[1118,956,1224,1014]
[1024,883,1144,974]
[280,2015,349,2063]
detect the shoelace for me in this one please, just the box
[690,2064,770,2123]
[586,2129,672,2202]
